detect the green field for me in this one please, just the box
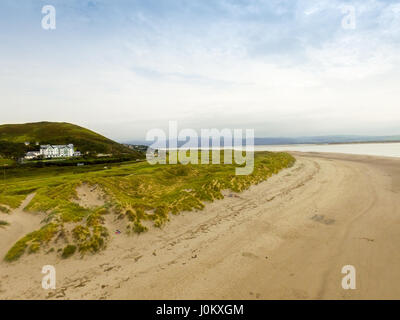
[0,158,15,166]
[0,151,295,262]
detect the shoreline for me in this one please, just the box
[0,152,399,299]
[253,143,400,159]
[257,140,400,146]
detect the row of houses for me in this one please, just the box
[25,144,81,159]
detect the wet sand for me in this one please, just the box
[1,152,399,299]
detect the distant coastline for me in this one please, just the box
[261,140,400,146]
[125,135,400,147]
[326,140,400,145]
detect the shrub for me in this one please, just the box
[28,242,40,253]
[132,220,148,234]
[0,220,10,227]
[61,245,77,259]
[0,205,10,213]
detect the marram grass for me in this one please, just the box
[0,151,295,261]
[0,220,10,227]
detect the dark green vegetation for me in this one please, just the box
[0,205,10,213]
[0,141,32,160]
[61,245,77,259]
[0,158,15,166]
[1,151,295,262]
[0,122,144,159]
[0,220,9,227]
[20,155,144,169]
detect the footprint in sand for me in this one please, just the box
[242,252,259,259]
[311,214,335,225]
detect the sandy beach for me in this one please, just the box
[1,152,400,300]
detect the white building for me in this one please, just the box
[25,151,41,159]
[24,144,82,160]
[39,144,75,158]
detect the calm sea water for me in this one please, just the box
[253,143,400,158]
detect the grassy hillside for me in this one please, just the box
[0,122,143,158]
[0,158,15,166]
[0,151,295,261]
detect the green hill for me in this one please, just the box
[0,122,143,159]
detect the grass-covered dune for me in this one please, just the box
[0,122,143,158]
[0,151,295,262]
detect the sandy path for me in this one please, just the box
[0,153,399,299]
[0,194,43,259]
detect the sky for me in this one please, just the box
[0,0,400,141]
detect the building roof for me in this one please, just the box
[40,144,74,149]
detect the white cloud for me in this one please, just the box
[1,0,400,139]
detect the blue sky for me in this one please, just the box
[1,0,400,140]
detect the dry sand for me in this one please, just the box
[0,194,43,260]
[73,183,107,208]
[0,152,399,300]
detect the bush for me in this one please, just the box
[28,242,40,253]
[132,220,148,234]
[0,205,10,213]
[61,245,77,259]
[0,220,10,227]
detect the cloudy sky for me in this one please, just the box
[1,0,399,141]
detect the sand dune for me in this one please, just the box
[0,153,399,299]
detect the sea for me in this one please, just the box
[253,142,400,158]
